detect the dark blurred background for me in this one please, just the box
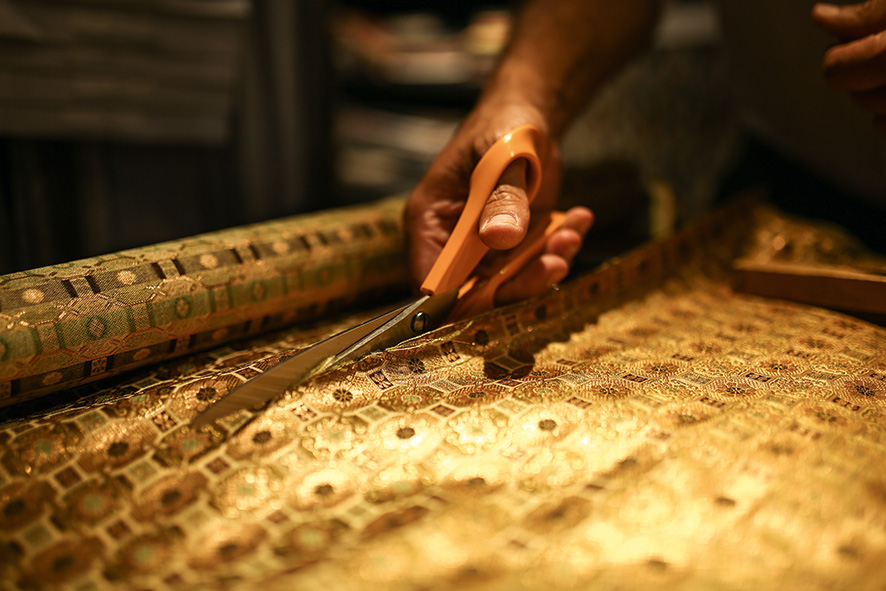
[0,0,733,274]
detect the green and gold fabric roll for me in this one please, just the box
[0,197,408,408]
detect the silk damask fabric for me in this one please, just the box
[1,198,885,590]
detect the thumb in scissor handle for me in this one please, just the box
[420,124,546,297]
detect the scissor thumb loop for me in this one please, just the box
[421,125,545,296]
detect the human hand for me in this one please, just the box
[404,102,594,306]
[813,0,886,135]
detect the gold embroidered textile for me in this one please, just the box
[1,198,885,590]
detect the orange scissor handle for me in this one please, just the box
[449,210,566,320]
[420,124,546,296]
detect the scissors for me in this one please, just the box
[192,125,565,428]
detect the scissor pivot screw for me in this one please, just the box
[411,312,429,334]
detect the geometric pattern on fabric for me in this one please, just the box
[1,198,885,589]
[0,197,408,407]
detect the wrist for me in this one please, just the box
[479,66,567,139]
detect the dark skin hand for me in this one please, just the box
[404,101,594,304]
[814,0,886,135]
[405,0,661,305]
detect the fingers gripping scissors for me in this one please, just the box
[192,125,565,428]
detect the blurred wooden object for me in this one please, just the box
[734,259,886,315]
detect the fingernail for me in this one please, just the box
[549,266,569,285]
[813,3,841,18]
[564,244,580,260]
[482,212,519,231]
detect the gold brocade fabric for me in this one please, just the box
[0,198,407,406]
[1,200,885,590]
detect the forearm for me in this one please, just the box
[481,0,662,138]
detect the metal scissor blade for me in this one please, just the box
[324,288,458,371]
[191,304,407,428]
